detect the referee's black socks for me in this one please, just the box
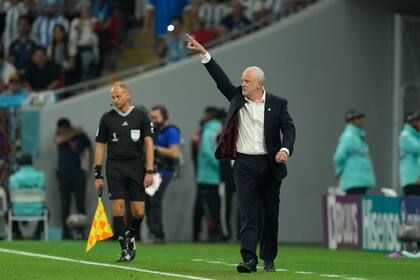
[113,216,126,250]
[128,218,143,238]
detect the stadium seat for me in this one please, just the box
[7,188,48,241]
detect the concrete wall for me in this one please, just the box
[35,0,396,242]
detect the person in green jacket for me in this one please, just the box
[197,106,224,241]
[399,112,420,196]
[8,154,45,239]
[333,110,376,194]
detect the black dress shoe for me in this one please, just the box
[237,259,257,273]
[263,261,276,272]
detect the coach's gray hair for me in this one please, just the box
[244,66,265,82]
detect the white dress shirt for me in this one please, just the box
[237,91,267,155]
[201,52,290,156]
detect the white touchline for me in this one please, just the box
[191,259,368,280]
[0,248,213,280]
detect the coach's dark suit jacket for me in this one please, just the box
[204,58,296,181]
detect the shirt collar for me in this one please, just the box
[245,90,266,104]
[114,105,134,117]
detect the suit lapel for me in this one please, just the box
[264,93,272,143]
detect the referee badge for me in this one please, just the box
[131,129,141,142]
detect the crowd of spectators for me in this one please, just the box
[143,0,308,63]
[0,0,122,191]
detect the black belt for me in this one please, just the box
[237,153,268,159]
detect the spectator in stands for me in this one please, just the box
[70,3,100,80]
[183,0,201,31]
[24,46,61,92]
[102,3,121,50]
[142,0,191,38]
[91,0,112,24]
[0,75,28,108]
[157,16,188,63]
[0,47,18,85]
[333,109,376,195]
[282,0,306,13]
[239,0,281,21]
[48,24,77,85]
[197,106,224,242]
[184,0,218,45]
[54,118,93,239]
[8,154,45,239]
[2,0,29,54]
[217,0,251,36]
[199,0,229,30]
[8,15,38,77]
[32,1,69,48]
[400,112,420,196]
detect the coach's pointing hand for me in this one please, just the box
[186,33,207,56]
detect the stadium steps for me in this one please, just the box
[111,30,159,72]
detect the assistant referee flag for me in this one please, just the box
[86,194,113,252]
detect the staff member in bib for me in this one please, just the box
[94,82,154,262]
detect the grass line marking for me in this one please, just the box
[0,248,214,280]
[191,258,367,280]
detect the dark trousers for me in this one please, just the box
[224,179,240,241]
[145,174,172,239]
[192,186,204,241]
[403,184,420,196]
[198,183,223,241]
[58,172,86,239]
[233,154,281,263]
[221,160,240,241]
[345,187,368,195]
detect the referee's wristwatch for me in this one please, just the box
[146,169,154,175]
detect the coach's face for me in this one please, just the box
[111,88,130,110]
[241,69,262,98]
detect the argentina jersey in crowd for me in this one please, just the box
[96,106,153,161]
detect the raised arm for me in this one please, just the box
[186,34,238,101]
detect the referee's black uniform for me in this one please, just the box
[96,106,153,201]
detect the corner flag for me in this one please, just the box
[86,191,113,252]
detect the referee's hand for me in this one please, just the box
[95,178,104,191]
[144,174,153,188]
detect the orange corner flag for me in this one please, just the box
[86,197,113,252]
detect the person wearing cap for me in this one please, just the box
[217,1,251,36]
[333,109,376,195]
[399,112,420,196]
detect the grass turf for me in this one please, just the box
[0,241,418,280]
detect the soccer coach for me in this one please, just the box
[186,35,296,273]
[94,82,154,262]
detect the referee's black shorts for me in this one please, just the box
[106,158,146,201]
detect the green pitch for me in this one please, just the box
[0,241,417,280]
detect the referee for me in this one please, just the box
[94,82,154,262]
